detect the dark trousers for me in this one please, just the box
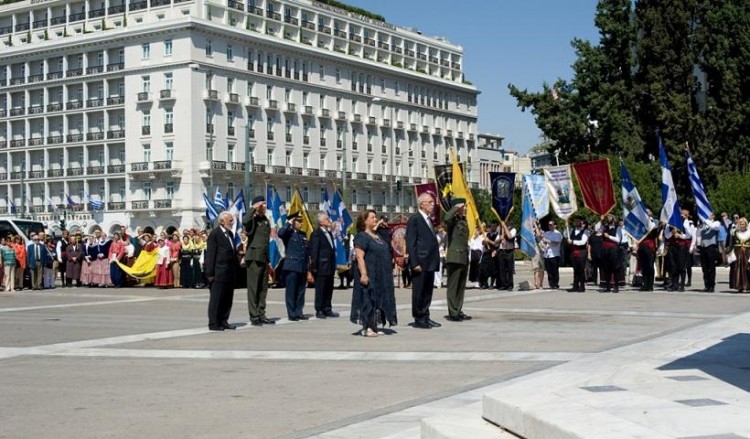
[669,246,689,289]
[571,254,586,291]
[207,280,234,327]
[469,250,481,283]
[498,250,514,289]
[601,247,622,291]
[246,261,268,320]
[58,260,68,286]
[543,256,560,288]
[446,263,468,317]
[284,270,306,318]
[411,270,435,324]
[699,245,718,290]
[637,246,655,291]
[314,274,334,312]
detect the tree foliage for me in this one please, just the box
[509,0,750,217]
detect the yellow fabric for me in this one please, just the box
[450,149,480,237]
[288,188,314,239]
[116,248,159,282]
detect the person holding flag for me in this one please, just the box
[565,217,589,293]
[597,214,624,293]
[697,213,721,292]
[664,210,694,292]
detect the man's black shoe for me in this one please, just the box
[260,317,275,325]
[221,322,237,330]
[208,325,225,331]
[298,315,310,320]
[412,321,432,329]
[566,288,578,293]
[427,319,442,328]
[459,313,473,320]
[445,315,462,322]
[324,310,340,318]
[288,316,300,321]
[250,320,263,326]
[316,311,327,319]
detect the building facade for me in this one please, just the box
[0,0,480,234]
[476,133,531,188]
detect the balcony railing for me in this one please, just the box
[86,65,104,74]
[107,96,125,105]
[28,105,44,114]
[0,109,5,117]
[69,12,85,21]
[131,162,149,171]
[10,172,23,180]
[15,22,30,31]
[284,103,296,113]
[137,92,150,102]
[319,109,330,118]
[211,160,227,170]
[108,4,126,13]
[47,135,63,144]
[164,123,174,133]
[206,124,214,134]
[267,132,274,141]
[160,89,174,99]
[205,90,219,100]
[67,167,84,176]
[132,200,149,210]
[320,137,326,147]
[230,162,245,171]
[107,63,124,72]
[47,102,63,112]
[303,135,309,145]
[228,93,240,104]
[107,164,125,173]
[141,126,151,135]
[10,139,26,147]
[28,74,44,83]
[252,164,266,173]
[87,166,105,175]
[228,126,235,136]
[153,199,172,209]
[107,129,125,139]
[29,138,44,146]
[10,77,25,85]
[10,108,25,116]
[245,96,259,107]
[154,160,172,170]
[47,169,64,178]
[50,16,66,25]
[130,1,147,11]
[87,98,104,108]
[66,101,82,110]
[267,100,278,110]
[108,201,126,210]
[66,68,83,77]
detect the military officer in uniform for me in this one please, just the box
[444,198,472,322]
[278,212,309,320]
[243,195,275,326]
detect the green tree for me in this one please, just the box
[711,172,750,217]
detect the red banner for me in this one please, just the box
[413,182,441,226]
[572,159,615,216]
[388,221,407,268]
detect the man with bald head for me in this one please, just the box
[205,211,240,331]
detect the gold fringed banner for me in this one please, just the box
[116,248,159,282]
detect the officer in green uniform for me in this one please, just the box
[243,195,275,326]
[444,197,472,322]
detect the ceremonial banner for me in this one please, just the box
[571,159,615,215]
[544,165,578,220]
[414,182,441,226]
[520,183,537,258]
[266,186,286,271]
[288,188,313,239]
[659,137,683,231]
[686,149,713,223]
[450,150,480,238]
[325,188,354,269]
[389,221,408,268]
[522,174,549,219]
[489,172,515,221]
[621,162,654,242]
[116,248,159,282]
[434,164,454,212]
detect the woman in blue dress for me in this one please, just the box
[350,209,397,337]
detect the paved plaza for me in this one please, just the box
[1,265,749,438]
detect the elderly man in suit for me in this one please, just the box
[243,195,275,326]
[444,198,472,322]
[309,212,339,319]
[27,233,50,290]
[279,212,309,320]
[205,211,240,331]
[406,192,441,329]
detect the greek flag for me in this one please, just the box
[266,186,286,270]
[228,190,246,245]
[213,187,227,210]
[203,192,218,223]
[327,188,353,268]
[85,191,104,210]
[686,149,713,223]
[620,162,654,241]
[7,196,17,215]
[65,194,79,207]
[659,137,683,231]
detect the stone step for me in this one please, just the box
[421,402,519,439]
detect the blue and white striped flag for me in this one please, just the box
[84,191,104,210]
[203,192,218,223]
[659,137,683,231]
[228,190,246,245]
[620,162,654,241]
[519,178,537,258]
[686,149,713,223]
[213,187,227,210]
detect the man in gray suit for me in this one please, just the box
[242,195,275,326]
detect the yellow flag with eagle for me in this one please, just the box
[287,187,314,239]
[450,149,480,237]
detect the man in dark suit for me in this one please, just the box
[27,233,50,290]
[278,212,309,320]
[243,195,275,326]
[205,212,239,331]
[406,193,441,329]
[309,212,339,319]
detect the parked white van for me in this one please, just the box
[0,218,46,244]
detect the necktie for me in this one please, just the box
[225,230,235,251]
[36,244,40,260]
[326,230,334,248]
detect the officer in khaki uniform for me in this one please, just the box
[444,197,472,322]
[243,195,275,326]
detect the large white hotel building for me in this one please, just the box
[0,0,480,234]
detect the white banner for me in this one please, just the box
[544,165,578,219]
[522,174,549,219]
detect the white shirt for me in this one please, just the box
[542,230,562,258]
[496,227,517,250]
[419,209,434,233]
[469,235,484,252]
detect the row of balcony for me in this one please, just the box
[0,64,125,87]
[0,97,125,118]
[0,165,126,181]
[0,131,126,148]
[221,3,461,70]
[135,89,176,103]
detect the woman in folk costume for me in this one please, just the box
[93,232,113,287]
[192,233,207,288]
[65,235,83,287]
[154,237,173,288]
[727,217,750,293]
[108,232,126,288]
[80,235,97,286]
[179,235,195,288]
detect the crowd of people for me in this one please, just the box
[2,195,748,337]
